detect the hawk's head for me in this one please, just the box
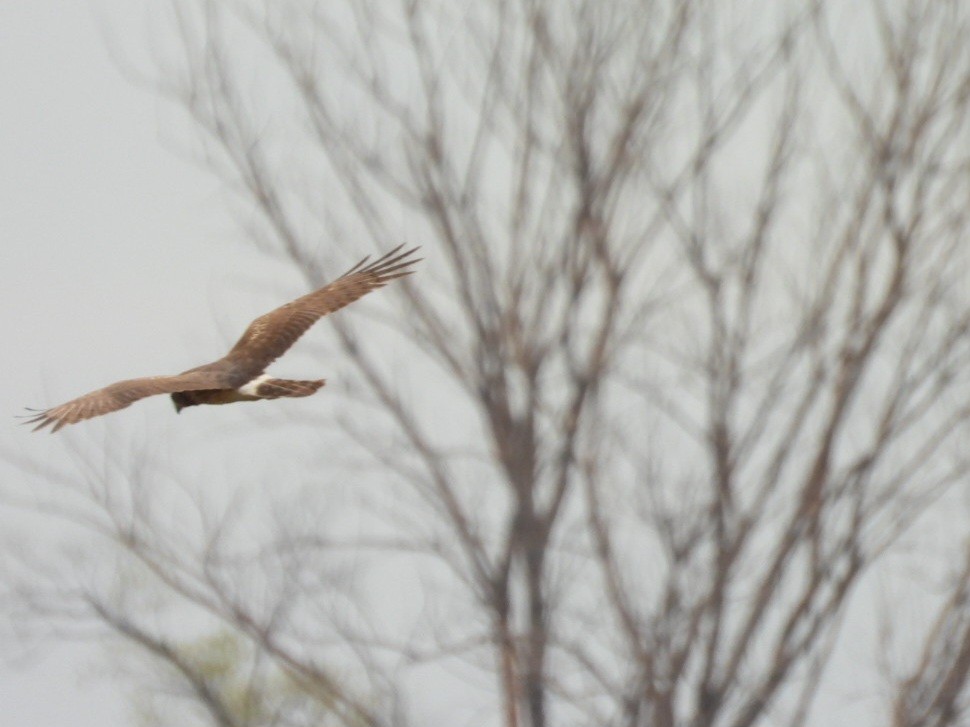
[171,392,196,413]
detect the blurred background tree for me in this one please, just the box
[5,1,970,726]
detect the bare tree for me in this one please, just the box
[890,538,970,727]
[6,1,970,726]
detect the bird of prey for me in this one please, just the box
[23,245,420,432]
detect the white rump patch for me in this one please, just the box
[238,374,272,396]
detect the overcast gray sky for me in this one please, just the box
[4,3,970,727]
[1,4,252,724]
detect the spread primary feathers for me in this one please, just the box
[23,245,420,432]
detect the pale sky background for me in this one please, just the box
[1,3,258,725]
[2,4,967,727]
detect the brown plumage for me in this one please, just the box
[23,245,420,432]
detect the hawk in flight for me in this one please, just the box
[23,245,420,432]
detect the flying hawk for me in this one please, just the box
[23,245,420,432]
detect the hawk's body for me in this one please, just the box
[24,245,419,432]
[172,376,326,409]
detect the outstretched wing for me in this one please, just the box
[223,244,421,376]
[22,371,230,432]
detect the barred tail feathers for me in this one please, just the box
[254,378,326,399]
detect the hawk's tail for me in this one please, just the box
[256,378,326,399]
